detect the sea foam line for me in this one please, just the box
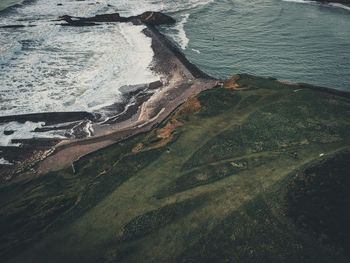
[282,0,350,11]
[174,13,190,50]
[0,157,13,165]
[0,121,66,147]
[329,3,350,11]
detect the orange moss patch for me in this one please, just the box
[144,118,184,150]
[132,97,201,153]
[157,120,183,140]
[224,75,241,90]
[177,97,202,117]
[132,143,145,154]
[151,97,201,148]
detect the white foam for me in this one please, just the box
[0,22,159,115]
[111,0,214,15]
[191,48,201,54]
[282,0,350,11]
[0,0,217,144]
[173,14,190,50]
[0,121,66,146]
[84,120,94,137]
[0,0,218,117]
[163,0,215,13]
[0,0,162,116]
[282,0,314,3]
[329,3,350,11]
[0,158,13,165]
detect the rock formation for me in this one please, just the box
[58,11,176,27]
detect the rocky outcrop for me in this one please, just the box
[138,11,176,25]
[58,11,176,27]
[0,24,36,29]
[0,112,99,126]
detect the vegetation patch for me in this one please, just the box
[286,151,350,255]
[157,155,278,198]
[1,76,350,262]
[197,88,241,116]
[117,195,207,242]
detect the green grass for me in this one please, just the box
[1,75,350,262]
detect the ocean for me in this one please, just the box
[0,0,214,117]
[182,0,350,90]
[0,0,349,146]
[0,0,22,12]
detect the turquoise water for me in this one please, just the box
[181,0,350,90]
[0,0,22,11]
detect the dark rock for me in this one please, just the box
[148,80,163,90]
[138,11,176,25]
[86,13,126,23]
[0,112,100,126]
[60,22,96,27]
[58,16,98,27]
[4,130,15,136]
[58,11,176,27]
[10,138,61,147]
[0,25,26,29]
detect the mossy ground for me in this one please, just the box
[1,75,350,262]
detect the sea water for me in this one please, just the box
[0,0,23,12]
[182,0,350,90]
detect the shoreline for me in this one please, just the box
[0,12,219,181]
[1,10,350,181]
[36,20,219,174]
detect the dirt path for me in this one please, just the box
[38,79,216,173]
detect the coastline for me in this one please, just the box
[1,5,350,263]
[1,10,349,181]
[36,20,219,175]
[1,69,350,262]
[0,12,219,181]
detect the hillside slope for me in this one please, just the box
[1,75,350,262]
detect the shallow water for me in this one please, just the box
[0,0,22,11]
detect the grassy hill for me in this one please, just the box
[1,74,350,262]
